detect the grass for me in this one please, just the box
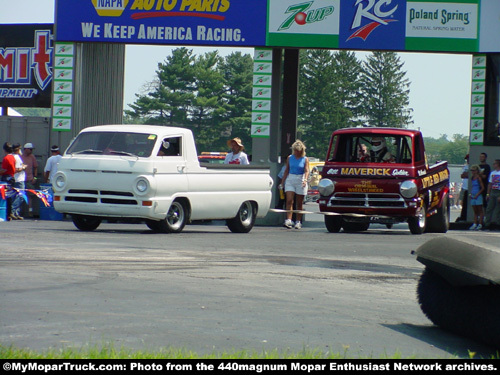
[2,343,498,359]
[0,343,448,359]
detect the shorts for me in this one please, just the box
[284,174,307,195]
[470,195,483,206]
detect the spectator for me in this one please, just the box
[44,145,62,183]
[478,152,491,208]
[11,143,27,220]
[456,154,469,222]
[281,140,310,229]
[484,159,500,230]
[21,143,38,216]
[224,137,249,165]
[1,142,17,220]
[468,165,485,230]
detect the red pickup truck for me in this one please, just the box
[317,128,450,234]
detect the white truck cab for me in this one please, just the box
[53,125,273,233]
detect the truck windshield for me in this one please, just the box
[67,132,157,158]
[329,134,413,164]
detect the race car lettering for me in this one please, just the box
[421,169,449,188]
[341,167,391,176]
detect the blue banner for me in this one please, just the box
[339,0,407,51]
[55,0,267,47]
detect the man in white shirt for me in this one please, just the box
[44,145,62,183]
[224,137,250,165]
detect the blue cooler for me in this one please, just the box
[39,183,63,221]
[0,183,7,222]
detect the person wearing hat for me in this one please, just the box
[44,145,62,183]
[224,137,249,165]
[22,143,38,216]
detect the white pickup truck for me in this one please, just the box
[52,125,273,233]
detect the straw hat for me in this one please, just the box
[227,137,244,149]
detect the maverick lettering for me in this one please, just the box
[341,167,391,176]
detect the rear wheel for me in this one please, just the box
[408,204,426,235]
[226,201,257,233]
[72,215,101,231]
[324,215,342,233]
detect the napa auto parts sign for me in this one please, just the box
[55,0,267,46]
[0,24,53,108]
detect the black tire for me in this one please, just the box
[155,200,188,233]
[325,215,342,233]
[417,267,500,348]
[226,201,257,233]
[426,195,450,233]
[145,219,162,232]
[408,204,426,235]
[342,221,370,232]
[72,214,101,231]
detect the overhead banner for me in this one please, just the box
[55,0,267,47]
[55,1,497,53]
[267,0,482,53]
[0,24,53,108]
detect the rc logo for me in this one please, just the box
[91,0,129,17]
[350,0,398,39]
[339,0,405,50]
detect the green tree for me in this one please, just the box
[190,51,227,151]
[219,52,254,153]
[125,47,196,126]
[424,134,468,164]
[298,50,363,158]
[360,52,412,128]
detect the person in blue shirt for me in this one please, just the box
[281,140,309,229]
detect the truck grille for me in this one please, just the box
[65,190,138,205]
[328,193,407,209]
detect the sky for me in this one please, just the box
[0,0,472,139]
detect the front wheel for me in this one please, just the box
[324,214,342,233]
[72,215,101,231]
[154,200,188,233]
[408,204,426,235]
[226,201,257,233]
[426,195,450,233]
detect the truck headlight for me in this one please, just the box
[318,179,335,196]
[53,174,66,191]
[400,180,418,198]
[135,179,149,194]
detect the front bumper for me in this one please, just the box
[318,191,420,218]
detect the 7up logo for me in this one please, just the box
[278,1,334,31]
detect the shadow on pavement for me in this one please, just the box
[382,323,499,358]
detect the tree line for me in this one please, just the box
[122,47,461,162]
